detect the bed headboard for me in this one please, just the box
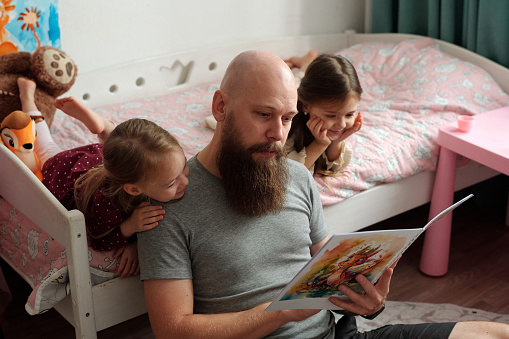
[66,33,354,109]
[66,32,509,111]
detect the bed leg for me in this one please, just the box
[66,210,97,339]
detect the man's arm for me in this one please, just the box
[310,236,329,256]
[144,279,320,339]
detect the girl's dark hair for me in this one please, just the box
[75,118,181,222]
[289,54,362,175]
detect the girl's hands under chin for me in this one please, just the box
[306,116,331,146]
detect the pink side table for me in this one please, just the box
[420,106,509,276]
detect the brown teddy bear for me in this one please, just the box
[0,46,78,127]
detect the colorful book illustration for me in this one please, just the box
[265,194,473,311]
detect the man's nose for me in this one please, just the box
[267,120,284,142]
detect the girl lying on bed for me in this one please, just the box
[284,51,363,176]
[16,77,189,278]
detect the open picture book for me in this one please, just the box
[265,194,474,311]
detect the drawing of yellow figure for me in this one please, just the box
[0,0,18,55]
[17,6,40,50]
[52,274,65,283]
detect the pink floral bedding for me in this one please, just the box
[1,37,507,315]
[0,199,116,315]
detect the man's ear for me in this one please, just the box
[211,90,227,122]
[124,183,142,196]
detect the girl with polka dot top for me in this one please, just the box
[16,78,189,278]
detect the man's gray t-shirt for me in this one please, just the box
[138,156,334,338]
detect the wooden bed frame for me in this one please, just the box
[1,32,507,338]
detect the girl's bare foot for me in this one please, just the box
[284,50,319,73]
[17,77,38,113]
[54,96,114,138]
[298,50,319,73]
[284,59,296,69]
[284,57,299,69]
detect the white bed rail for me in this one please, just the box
[0,146,96,338]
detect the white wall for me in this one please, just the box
[60,0,365,74]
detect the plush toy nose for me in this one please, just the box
[22,143,33,150]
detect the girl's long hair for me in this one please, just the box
[289,54,363,176]
[74,118,181,222]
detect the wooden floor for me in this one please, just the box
[369,174,509,314]
[1,175,508,338]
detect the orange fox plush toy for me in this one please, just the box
[1,110,42,180]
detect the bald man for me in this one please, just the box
[138,51,509,338]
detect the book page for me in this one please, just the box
[266,194,473,311]
[423,194,473,231]
[266,228,421,311]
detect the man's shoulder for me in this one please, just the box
[187,156,200,170]
[286,157,311,178]
[285,158,317,195]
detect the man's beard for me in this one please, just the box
[217,118,289,217]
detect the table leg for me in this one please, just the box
[420,147,457,276]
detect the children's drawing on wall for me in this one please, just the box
[0,0,60,56]
[281,234,408,300]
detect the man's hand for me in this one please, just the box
[327,259,398,317]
